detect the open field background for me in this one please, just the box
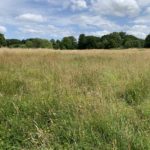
[0,48,150,149]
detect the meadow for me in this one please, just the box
[0,48,150,150]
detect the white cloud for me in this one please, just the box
[145,7,150,14]
[91,0,140,17]
[126,25,149,39]
[72,14,122,31]
[47,0,70,10]
[17,13,46,23]
[70,0,87,10]
[48,25,74,37]
[134,14,150,25]
[136,0,150,7]
[0,0,150,39]
[19,27,44,34]
[0,26,7,33]
[86,30,110,37]
[18,24,75,38]
[47,0,87,11]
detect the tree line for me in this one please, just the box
[0,32,150,49]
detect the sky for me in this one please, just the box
[0,0,150,39]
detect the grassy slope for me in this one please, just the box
[0,49,150,149]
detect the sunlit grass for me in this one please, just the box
[0,48,150,149]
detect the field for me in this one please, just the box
[0,48,150,150]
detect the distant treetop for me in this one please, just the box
[0,32,149,49]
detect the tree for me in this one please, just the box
[0,33,6,47]
[123,34,144,48]
[50,39,56,49]
[6,39,22,48]
[84,36,100,49]
[25,38,52,48]
[78,34,86,49]
[124,40,142,48]
[50,39,61,49]
[101,32,123,49]
[55,40,61,49]
[145,34,150,48]
[119,32,126,40]
[25,41,33,48]
[0,32,147,50]
[61,36,77,49]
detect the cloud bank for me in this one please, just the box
[0,0,149,39]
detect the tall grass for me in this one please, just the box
[0,49,150,149]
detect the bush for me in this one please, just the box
[121,76,150,105]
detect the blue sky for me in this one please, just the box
[0,0,150,39]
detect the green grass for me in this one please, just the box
[0,49,150,149]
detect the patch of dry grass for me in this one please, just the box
[0,48,150,149]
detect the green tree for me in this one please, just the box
[25,38,52,48]
[50,39,56,49]
[78,34,86,49]
[6,39,22,48]
[61,36,77,49]
[84,36,101,49]
[25,41,33,48]
[50,39,61,49]
[145,34,150,48]
[123,34,144,48]
[101,32,122,49]
[0,33,6,47]
[124,40,143,48]
[55,40,61,49]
